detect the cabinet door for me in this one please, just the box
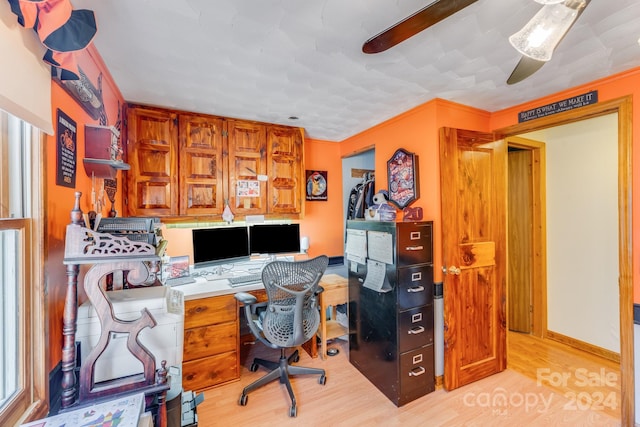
[179,114,225,215]
[266,125,303,214]
[226,119,267,214]
[126,107,178,216]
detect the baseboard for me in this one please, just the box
[435,375,443,389]
[545,330,620,363]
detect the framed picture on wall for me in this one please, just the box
[387,148,418,209]
[306,170,328,201]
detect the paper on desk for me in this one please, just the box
[363,259,391,293]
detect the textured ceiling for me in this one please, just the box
[72,0,640,141]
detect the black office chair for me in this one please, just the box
[234,255,329,417]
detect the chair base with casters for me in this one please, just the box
[235,255,330,417]
[239,347,326,417]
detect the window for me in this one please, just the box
[0,111,46,426]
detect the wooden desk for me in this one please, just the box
[317,274,348,359]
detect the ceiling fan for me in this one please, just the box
[362,0,591,84]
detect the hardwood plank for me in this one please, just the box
[196,334,620,425]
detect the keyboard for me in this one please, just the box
[228,273,262,287]
[166,276,196,287]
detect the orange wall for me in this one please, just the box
[46,45,125,367]
[339,99,491,283]
[300,138,343,258]
[490,67,640,303]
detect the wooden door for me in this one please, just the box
[126,106,178,216]
[226,119,267,215]
[439,127,507,390]
[179,114,225,215]
[266,125,303,214]
[508,149,533,333]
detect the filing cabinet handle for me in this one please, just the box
[407,285,424,293]
[408,326,425,335]
[405,245,424,251]
[409,366,426,377]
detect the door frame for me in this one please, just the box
[506,137,546,338]
[494,96,633,425]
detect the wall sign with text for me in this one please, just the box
[518,91,598,122]
[56,109,77,188]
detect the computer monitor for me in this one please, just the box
[192,227,250,267]
[249,224,301,255]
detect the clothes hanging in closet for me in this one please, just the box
[347,174,375,220]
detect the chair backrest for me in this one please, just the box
[260,255,329,348]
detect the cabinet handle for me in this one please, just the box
[409,366,426,377]
[408,326,425,335]
[405,245,424,251]
[407,285,424,293]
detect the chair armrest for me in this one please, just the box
[315,286,324,296]
[234,291,257,305]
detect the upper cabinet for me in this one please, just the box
[179,114,225,216]
[267,125,304,214]
[126,107,178,217]
[226,119,267,215]
[124,105,305,220]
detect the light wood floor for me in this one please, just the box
[197,333,621,426]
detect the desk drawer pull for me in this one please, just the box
[405,245,424,251]
[407,286,424,293]
[408,326,425,335]
[409,366,426,377]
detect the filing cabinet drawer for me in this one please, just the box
[398,306,434,353]
[399,345,435,405]
[397,222,432,266]
[184,294,237,329]
[397,264,433,310]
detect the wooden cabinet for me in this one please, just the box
[183,289,270,392]
[267,125,304,214]
[125,105,304,219]
[226,119,267,214]
[182,294,238,391]
[126,107,178,216]
[179,114,225,216]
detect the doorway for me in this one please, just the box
[496,97,632,423]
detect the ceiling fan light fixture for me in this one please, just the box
[509,1,585,62]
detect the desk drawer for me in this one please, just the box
[184,294,237,329]
[182,351,238,391]
[183,321,237,362]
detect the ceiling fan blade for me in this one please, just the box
[362,0,479,54]
[507,56,546,85]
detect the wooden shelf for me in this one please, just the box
[83,158,131,179]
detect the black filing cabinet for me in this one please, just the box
[347,220,434,406]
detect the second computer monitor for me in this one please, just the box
[249,224,300,256]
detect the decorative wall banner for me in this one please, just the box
[56,109,77,188]
[306,170,328,201]
[387,148,418,209]
[518,90,598,122]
